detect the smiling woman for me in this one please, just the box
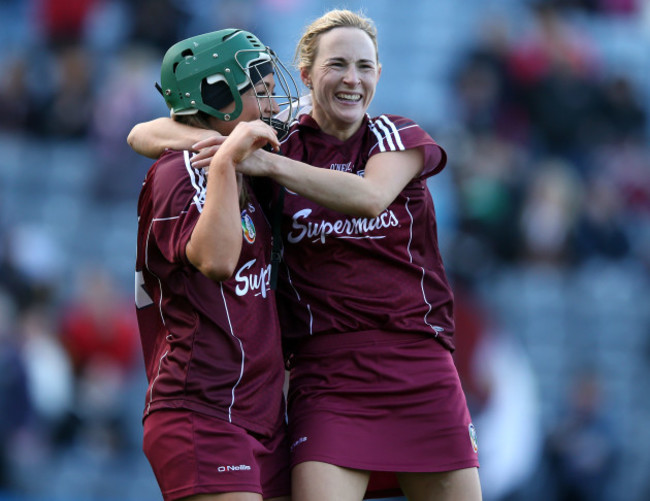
[299,25,381,140]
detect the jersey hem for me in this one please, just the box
[290,454,480,473]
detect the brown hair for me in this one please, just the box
[294,9,379,72]
[175,112,250,208]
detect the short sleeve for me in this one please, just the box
[149,150,205,266]
[367,114,447,179]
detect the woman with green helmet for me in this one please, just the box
[134,29,297,501]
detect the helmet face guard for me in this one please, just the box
[159,29,300,137]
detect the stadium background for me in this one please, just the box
[0,0,648,500]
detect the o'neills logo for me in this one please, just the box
[217,464,252,472]
[235,259,271,298]
[287,208,399,244]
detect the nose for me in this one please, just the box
[343,67,360,86]
[260,96,280,117]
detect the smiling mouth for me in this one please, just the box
[335,92,362,102]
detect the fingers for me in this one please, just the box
[192,120,280,168]
[192,135,226,151]
[191,146,219,168]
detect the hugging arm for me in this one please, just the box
[127,117,221,158]
[236,147,424,218]
[185,121,279,281]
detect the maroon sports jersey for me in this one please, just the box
[277,114,455,351]
[135,149,285,436]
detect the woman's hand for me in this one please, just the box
[191,136,227,169]
[212,120,279,167]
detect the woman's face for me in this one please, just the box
[211,73,280,135]
[302,27,380,140]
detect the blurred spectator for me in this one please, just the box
[544,369,619,501]
[0,232,36,312]
[0,226,61,310]
[128,0,189,50]
[39,44,96,138]
[550,0,640,15]
[453,283,543,501]
[451,132,527,265]
[0,55,31,133]
[36,0,99,46]
[518,158,584,265]
[18,302,75,447]
[572,173,631,262]
[56,266,140,457]
[0,292,31,489]
[90,45,161,201]
[506,2,602,161]
[452,18,530,143]
[592,75,647,144]
[58,266,139,378]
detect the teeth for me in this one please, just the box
[337,93,361,102]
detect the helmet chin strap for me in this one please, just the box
[263,117,290,142]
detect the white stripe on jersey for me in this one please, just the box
[404,194,438,334]
[283,264,315,335]
[220,282,246,422]
[145,216,175,327]
[369,118,387,152]
[369,115,407,153]
[281,127,301,148]
[404,196,414,264]
[373,118,394,151]
[379,115,406,150]
[184,150,206,213]
[146,350,168,415]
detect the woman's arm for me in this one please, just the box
[234,147,424,218]
[127,117,220,158]
[185,121,279,281]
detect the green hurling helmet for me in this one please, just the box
[159,28,299,130]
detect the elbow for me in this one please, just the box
[187,243,240,282]
[126,125,144,155]
[127,123,158,159]
[126,125,138,149]
[357,195,389,219]
[195,258,238,282]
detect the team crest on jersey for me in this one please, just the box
[468,423,479,453]
[241,211,256,244]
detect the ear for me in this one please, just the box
[300,68,312,89]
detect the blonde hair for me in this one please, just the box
[294,9,379,71]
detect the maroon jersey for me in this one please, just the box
[135,149,285,436]
[277,114,455,351]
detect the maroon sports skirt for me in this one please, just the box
[287,330,479,475]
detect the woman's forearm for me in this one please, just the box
[127,117,219,158]
[245,149,423,218]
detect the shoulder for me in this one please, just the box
[152,150,204,190]
[147,150,207,213]
[366,114,434,154]
[367,115,447,177]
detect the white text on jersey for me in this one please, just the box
[234,259,271,298]
[287,208,399,244]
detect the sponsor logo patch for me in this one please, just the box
[241,211,256,244]
[468,423,478,453]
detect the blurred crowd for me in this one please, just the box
[0,0,648,500]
